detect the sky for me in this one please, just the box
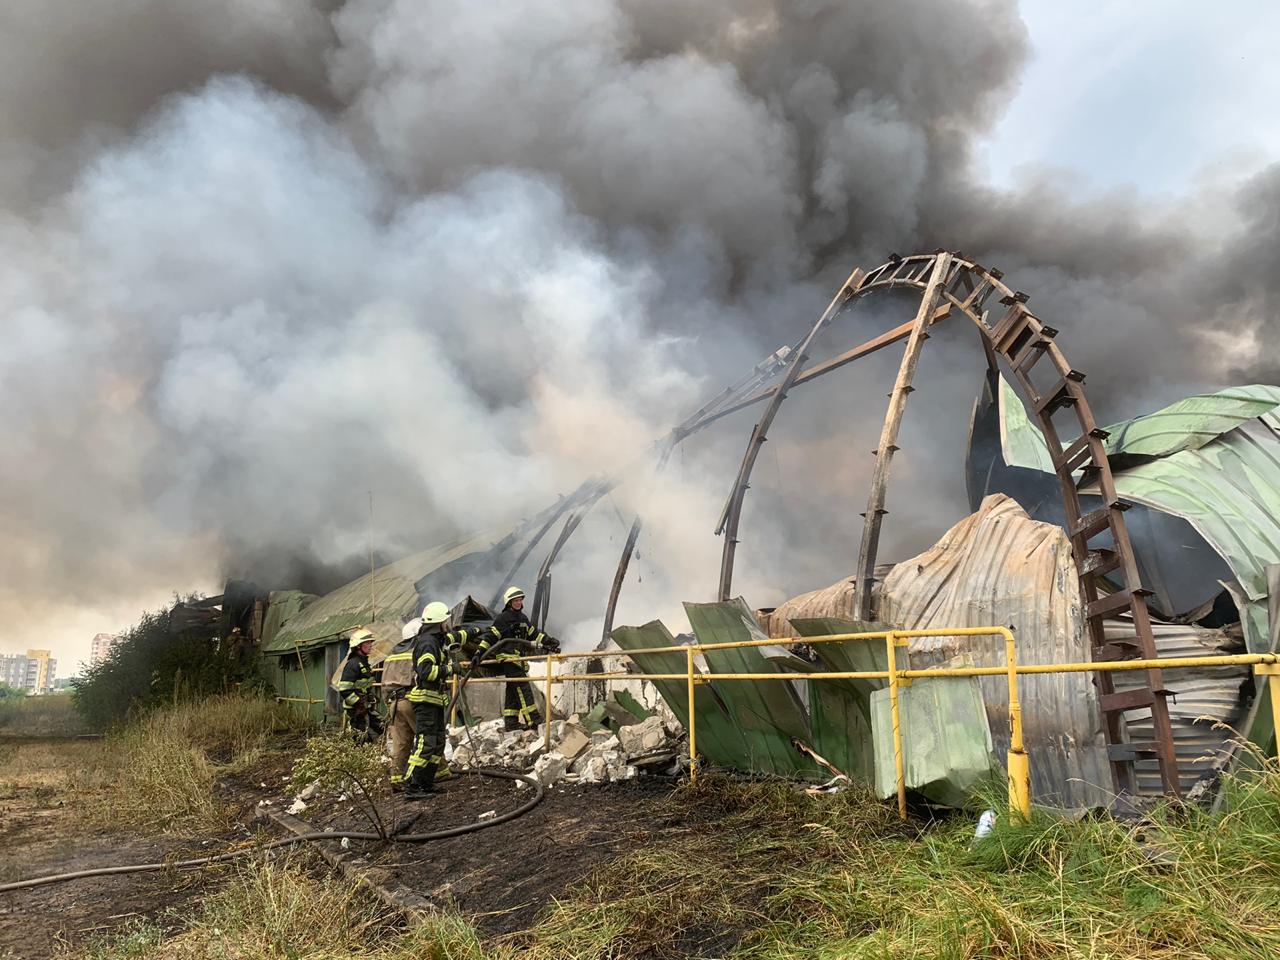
[979,3,1280,195]
[4,1,1279,676]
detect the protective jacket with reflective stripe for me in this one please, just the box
[407,624,488,705]
[486,607,552,661]
[337,651,374,709]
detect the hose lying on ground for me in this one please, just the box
[1,637,546,894]
[0,768,544,893]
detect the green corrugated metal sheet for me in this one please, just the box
[999,376,1058,473]
[997,375,1280,655]
[684,601,821,778]
[1099,385,1280,460]
[788,617,890,783]
[263,533,491,654]
[1097,412,1280,654]
[610,620,752,766]
[871,677,998,808]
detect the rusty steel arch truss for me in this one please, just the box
[527,249,1178,798]
[703,249,1180,797]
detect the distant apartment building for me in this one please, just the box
[0,654,26,690]
[90,632,122,667]
[25,650,56,695]
[0,650,57,694]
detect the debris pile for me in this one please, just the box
[445,707,682,788]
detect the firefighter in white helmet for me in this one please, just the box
[404,601,491,799]
[478,586,560,731]
[381,618,420,790]
[336,628,382,743]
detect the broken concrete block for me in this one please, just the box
[533,751,569,786]
[618,715,668,757]
[286,798,308,815]
[556,723,592,762]
[577,757,608,784]
[296,780,321,802]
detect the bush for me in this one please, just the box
[72,598,273,730]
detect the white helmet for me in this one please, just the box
[350,627,374,646]
[502,586,526,606]
[421,601,450,624]
[401,617,422,640]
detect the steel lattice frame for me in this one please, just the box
[528,249,1178,798]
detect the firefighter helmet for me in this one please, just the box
[350,627,374,647]
[421,601,450,624]
[502,586,525,606]
[401,617,422,640]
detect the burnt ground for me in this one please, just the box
[300,773,699,936]
[1,740,710,956]
[0,741,294,960]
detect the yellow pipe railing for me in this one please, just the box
[448,631,1279,821]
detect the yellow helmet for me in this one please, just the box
[350,627,374,645]
[421,601,450,624]
[502,586,525,606]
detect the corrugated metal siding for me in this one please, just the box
[1098,385,1280,459]
[996,374,1280,656]
[1106,617,1251,796]
[877,494,1112,808]
[265,533,492,653]
[756,566,894,639]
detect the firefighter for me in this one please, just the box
[337,628,383,743]
[404,602,491,799]
[480,587,560,730]
[381,618,420,790]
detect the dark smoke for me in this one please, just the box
[0,1,1272,663]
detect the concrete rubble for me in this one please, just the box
[444,712,683,787]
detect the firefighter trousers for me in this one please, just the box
[345,701,384,742]
[498,659,542,729]
[407,700,447,792]
[386,696,416,787]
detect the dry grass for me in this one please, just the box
[0,694,92,737]
[89,695,310,833]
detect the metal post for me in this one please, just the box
[1002,627,1031,821]
[1257,663,1280,759]
[686,647,698,783]
[544,655,555,753]
[886,631,907,821]
[449,673,460,727]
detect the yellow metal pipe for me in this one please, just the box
[886,632,907,822]
[454,653,1277,685]
[450,673,460,727]
[545,656,555,753]
[998,626,1031,821]
[1257,663,1280,759]
[687,647,698,783]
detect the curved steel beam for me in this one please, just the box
[715,266,866,600]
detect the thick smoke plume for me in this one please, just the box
[0,1,1274,662]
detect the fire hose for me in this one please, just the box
[0,639,545,894]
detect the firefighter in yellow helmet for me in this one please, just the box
[404,601,491,799]
[336,628,382,743]
[478,586,560,731]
